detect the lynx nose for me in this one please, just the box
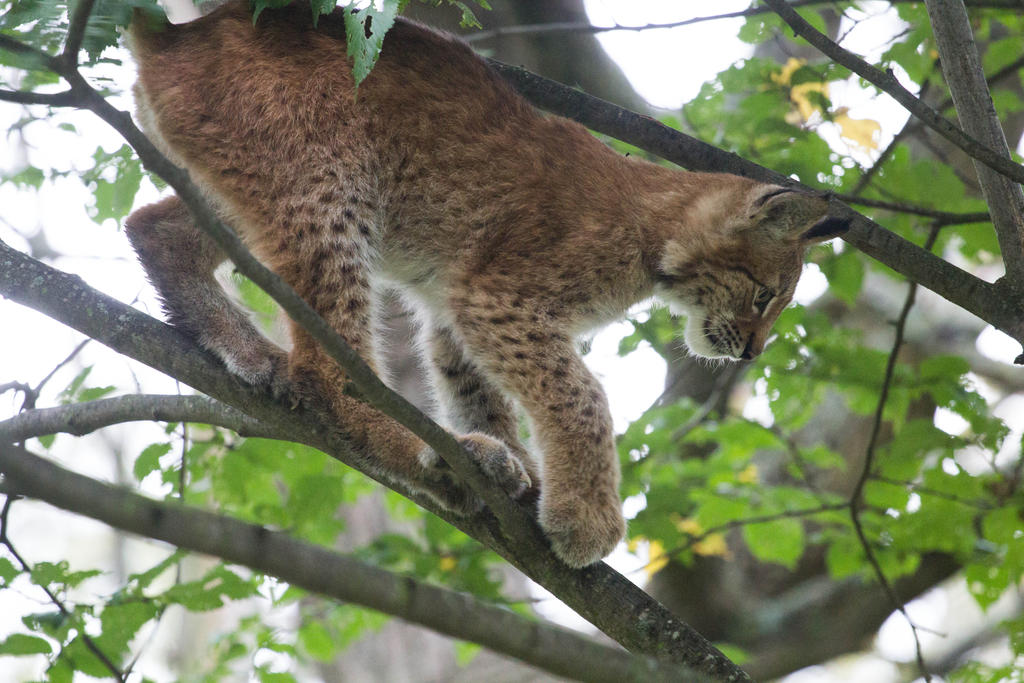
[740,334,763,360]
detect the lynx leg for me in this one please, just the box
[265,210,528,515]
[452,294,626,567]
[426,324,539,489]
[125,195,287,388]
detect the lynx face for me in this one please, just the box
[656,185,846,361]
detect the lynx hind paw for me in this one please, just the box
[419,433,531,515]
[539,497,626,568]
[211,338,289,396]
[458,433,532,498]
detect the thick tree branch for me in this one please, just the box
[761,0,1024,188]
[0,443,710,683]
[61,0,97,70]
[0,239,750,682]
[0,394,272,442]
[925,0,1024,281]
[487,61,1024,354]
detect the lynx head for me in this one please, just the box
[655,181,850,361]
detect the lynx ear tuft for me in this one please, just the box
[801,215,851,244]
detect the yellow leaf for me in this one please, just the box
[645,540,669,578]
[834,107,881,151]
[737,464,759,484]
[694,533,731,558]
[439,556,457,572]
[771,57,806,86]
[790,81,829,122]
[674,515,703,536]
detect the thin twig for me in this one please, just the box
[0,497,127,681]
[0,89,78,106]
[33,338,91,398]
[0,381,37,412]
[834,194,990,225]
[849,224,942,683]
[869,474,995,509]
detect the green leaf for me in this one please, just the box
[0,633,52,655]
[93,600,161,660]
[134,443,172,481]
[81,145,143,224]
[36,434,56,450]
[822,249,864,305]
[129,550,187,590]
[454,640,482,666]
[46,657,74,683]
[343,1,400,86]
[58,366,93,404]
[30,561,101,589]
[0,557,20,585]
[77,385,116,402]
[298,620,336,662]
[742,518,805,569]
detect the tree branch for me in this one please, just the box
[0,394,272,442]
[925,0,1024,281]
[0,239,751,681]
[0,88,78,106]
[834,193,990,225]
[487,60,1024,353]
[60,0,97,70]
[0,443,711,683]
[761,0,1024,188]
[464,0,1024,43]
[848,225,942,683]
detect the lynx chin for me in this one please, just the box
[125,0,849,567]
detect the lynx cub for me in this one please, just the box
[125,1,848,567]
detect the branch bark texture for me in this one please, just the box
[0,394,271,442]
[925,0,1024,282]
[0,442,710,683]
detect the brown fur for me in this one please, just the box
[124,1,847,567]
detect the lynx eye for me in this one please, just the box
[753,288,774,313]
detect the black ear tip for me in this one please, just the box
[804,215,851,242]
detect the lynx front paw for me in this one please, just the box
[420,433,532,515]
[539,496,626,568]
